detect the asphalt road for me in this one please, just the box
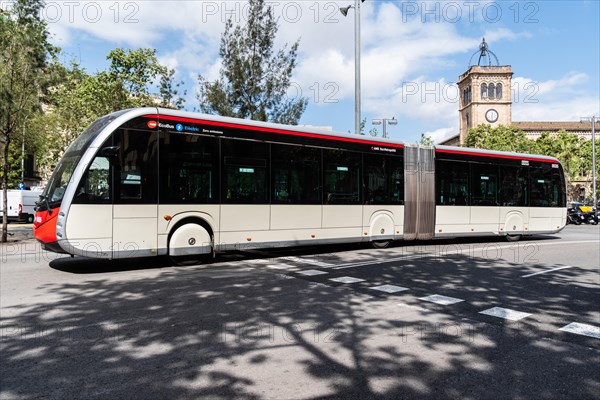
[1,225,599,399]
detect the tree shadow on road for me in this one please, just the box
[1,237,598,399]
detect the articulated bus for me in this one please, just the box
[34,108,567,260]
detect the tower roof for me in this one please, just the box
[468,38,500,67]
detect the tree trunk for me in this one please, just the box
[2,133,10,243]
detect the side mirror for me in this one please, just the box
[100,146,120,158]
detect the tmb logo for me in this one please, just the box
[147,120,158,129]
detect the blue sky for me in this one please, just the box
[8,0,599,143]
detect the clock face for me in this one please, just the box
[485,109,499,123]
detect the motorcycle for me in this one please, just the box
[567,204,586,225]
[583,207,598,225]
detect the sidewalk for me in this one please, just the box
[2,223,34,243]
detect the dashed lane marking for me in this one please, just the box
[329,276,366,284]
[296,269,329,276]
[332,254,428,270]
[479,306,532,321]
[559,322,600,339]
[370,284,409,294]
[282,256,335,268]
[419,294,465,305]
[521,265,575,278]
[268,263,296,270]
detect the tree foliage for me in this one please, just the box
[465,124,598,200]
[464,124,532,153]
[197,0,307,124]
[418,133,434,146]
[1,0,56,241]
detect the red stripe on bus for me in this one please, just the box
[436,148,558,164]
[143,114,405,149]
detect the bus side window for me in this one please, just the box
[73,156,111,204]
[113,129,158,204]
[221,139,269,204]
[530,166,565,207]
[499,166,528,206]
[271,144,321,205]
[159,133,219,204]
[471,163,499,206]
[436,160,469,206]
[323,149,361,205]
[363,154,404,205]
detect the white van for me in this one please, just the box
[0,189,42,223]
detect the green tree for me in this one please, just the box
[418,133,434,146]
[197,0,307,124]
[37,49,185,170]
[159,68,187,110]
[106,48,166,106]
[1,0,56,242]
[535,130,585,183]
[464,124,535,153]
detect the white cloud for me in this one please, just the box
[42,0,597,143]
[512,72,599,121]
[424,126,459,144]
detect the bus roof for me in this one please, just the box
[116,108,561,165]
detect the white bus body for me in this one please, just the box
[34,108,567,259]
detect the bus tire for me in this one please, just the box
[505,234,521,242]
[372,240,392,249]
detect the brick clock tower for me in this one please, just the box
[458,38,513,144]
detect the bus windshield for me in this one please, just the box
[39,111,126,208]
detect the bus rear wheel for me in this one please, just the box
[371,240,392,249]
[505,234,521,242]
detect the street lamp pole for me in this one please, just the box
[592,116,597,205]
[372,117,398,139]
[354,0,361,135]
[581,116,597,204]
[340,0,363,135]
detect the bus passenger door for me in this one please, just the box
[111,128,159,258]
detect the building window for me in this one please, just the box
[462,86,472,106]
[496,83,502,99]
[488,83,495,99]
[480,83,487,99]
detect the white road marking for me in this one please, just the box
[521,266,575,278]
[419,294,464,305]
[282,256,335,268]
[329,276,366,284]
[296,269,329,276]
[268,264,296,270]
[333,254,427,270]
[370,284,409,293]
[559,322,600,339]
[479,307,532,321]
